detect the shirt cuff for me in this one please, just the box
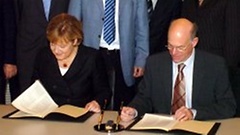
[190,109,197,119]
[134,109,138,118]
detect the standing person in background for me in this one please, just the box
[15,0,70,91]
[181,0,240,116]
[0,0,19,104]
[68,0,149,110]
[147,0,182,55]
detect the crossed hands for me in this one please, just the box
[120,106,193,122]
[173,106,193,121]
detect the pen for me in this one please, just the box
[116,101,124,130]
[103,99,107,111]
[98,112,103,130]
[98,99,107,130]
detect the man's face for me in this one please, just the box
[167,29,196,63]
[167,40,194,63]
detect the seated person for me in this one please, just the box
[121,18,236,121]
[32,13,111,113]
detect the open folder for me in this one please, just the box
[126,113,220,135]
[3,80,93,122]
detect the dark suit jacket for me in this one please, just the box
[0,0,17,103]
[16,0,69,91]
[0,0,16,69]
[149,0,182,55]
[129,49,236,120]
[181,0,240,68]
[33,45,112,108]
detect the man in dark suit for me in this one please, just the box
[181,0,240,116]
[15,0,69,91]
[148,0,182,55]
[0,0,19,104]
[120,18,236,122]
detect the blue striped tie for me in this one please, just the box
[103,0,115,45]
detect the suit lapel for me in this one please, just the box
[63,46,87,79]
[37,0,47,21]
[152,0,160,13]
[199,0,216,7]
[149,0,165,22]
[96,0,104,10]
[192,50,205,105]
[45,48,63,79]
[49,0,55,19]
[200,0,209,7]
[150,0,158,20]
[119,0,128,14]
[162,54,174,110]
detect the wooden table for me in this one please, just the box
[0,105,240,135]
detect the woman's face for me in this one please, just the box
[50,39,77,61]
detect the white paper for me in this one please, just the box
[11,80,58,117]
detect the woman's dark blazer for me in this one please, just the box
[33,45,112,108]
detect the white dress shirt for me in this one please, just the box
[172,49,197,118]
[151,0,158,9]
[100,0,120,50]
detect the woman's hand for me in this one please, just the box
[85,100,101,113]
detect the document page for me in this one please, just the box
[9,110,44,118]
[130,113,216,134]
[11,80,58,117]
[173,120,215,134]
[53,105,88,118]
[131,113,177,131]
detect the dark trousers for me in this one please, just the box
[0,74,19,104]
[230,67,240,117]
[99,48,136,111]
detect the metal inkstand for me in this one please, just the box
[94,101,124,133]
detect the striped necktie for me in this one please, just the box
[103,0,116,45]
[171,63,186,114]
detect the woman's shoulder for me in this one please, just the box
[80,44,98,50]
[79,44,99,55]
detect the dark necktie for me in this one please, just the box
[146,0,153,19]
[171,63,186,114]
[103,0,116,45]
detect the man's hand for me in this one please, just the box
[133,67,144,78]
[120,106,137,122]
[3,64,17,79]
[174,106,193,121]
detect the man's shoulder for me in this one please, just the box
[145,51,171,69]
[196,49,225,63]
[148,51,170,62]
[195,49,228,71]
